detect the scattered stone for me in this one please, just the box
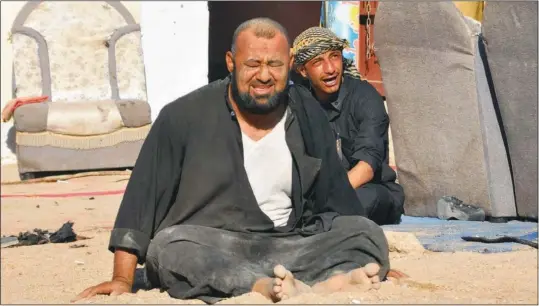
[36,205,40,208]
[88,197,95,200]
[351,299,361,304]
[75,260,85,265]
[69,244,88,249]
[384,231,426,254]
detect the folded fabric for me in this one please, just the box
[1,96,48,122]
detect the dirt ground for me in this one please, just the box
[1,165,537,304]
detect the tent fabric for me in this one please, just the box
[482,2,538,219]
[472,34,516,218]
[374,2,516,217]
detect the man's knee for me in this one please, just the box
[147,225,188,261]
[147,226,214,289]
[329,216,390,276]
[355,184,378,204]
[356,183,403,225]
[146,227,183,289]
[147,226,209,275]
[332,216,388,248]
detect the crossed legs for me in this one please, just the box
[146,216,391,303]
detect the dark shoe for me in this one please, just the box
[437,196,486,221]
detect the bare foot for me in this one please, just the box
[351,263,381,290]
[251,265,311,302]
[272,265,311,301]
[312,263,382,293]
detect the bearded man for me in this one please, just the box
[292,27,405,226]
[75,18,391,304]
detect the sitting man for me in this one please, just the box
[75,18,391,304]
[292,27,405,226]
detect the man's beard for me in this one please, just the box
[230,69,288,115]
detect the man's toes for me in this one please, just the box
[363,263,380,277]
[371,275,381,289]
[272,277,284,295]
[350,268,371,286]
[273,265,288,279]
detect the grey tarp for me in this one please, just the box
[482,2,538,219]
[374,2,516,217]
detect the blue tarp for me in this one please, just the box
[382,216,538,253]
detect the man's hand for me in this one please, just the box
[72,249,138,302]
[72,279,132,302]
[347,161,374,189]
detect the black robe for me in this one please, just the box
[109,77,366,264]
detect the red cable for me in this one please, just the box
[1,189,125,198]
[1,167,398,199]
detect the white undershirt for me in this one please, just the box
[241,112,293,227]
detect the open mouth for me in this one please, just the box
[322,76,338,87]
[252,85,273,96]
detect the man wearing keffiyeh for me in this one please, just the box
[292,27,405,226]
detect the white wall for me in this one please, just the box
[140,1,209,121]
[1,1,26,165]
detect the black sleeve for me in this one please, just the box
[290,85,366,218]
[347,82,389,173]
[108,104,184,264]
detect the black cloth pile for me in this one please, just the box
[6,222,78,247]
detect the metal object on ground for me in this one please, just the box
[437,196,486,221]
[1,236,19,248]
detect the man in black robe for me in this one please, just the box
[75,18,391,304]
[292,27,405,226]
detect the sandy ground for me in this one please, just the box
[1,165,537,304]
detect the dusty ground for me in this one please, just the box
[1,164,537,304]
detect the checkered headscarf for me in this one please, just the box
[292,27,363,79]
